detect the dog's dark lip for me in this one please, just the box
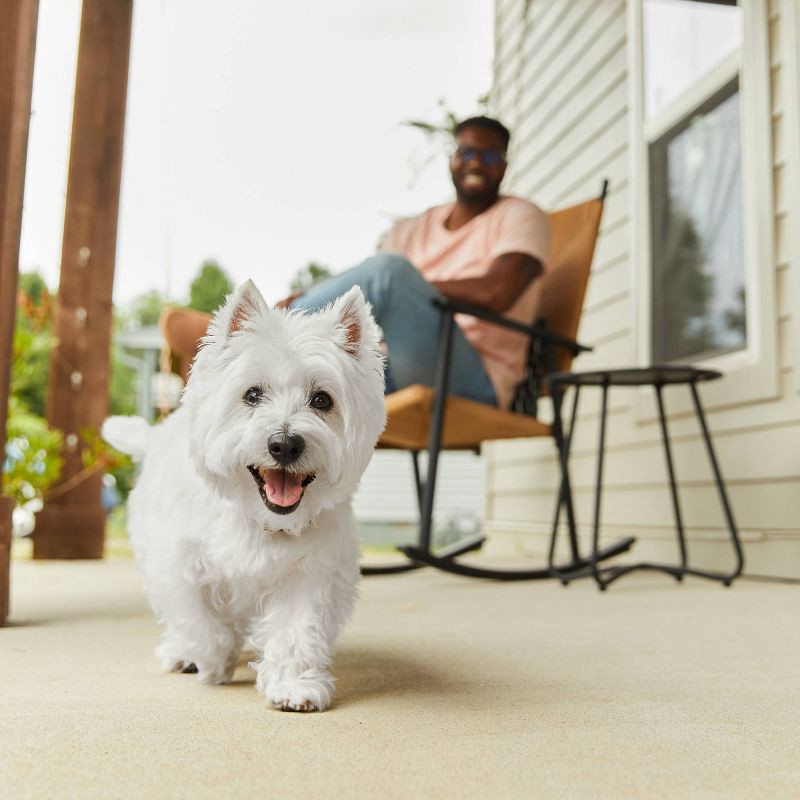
[247,465,315,515]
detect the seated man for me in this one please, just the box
[167,116,549,409]
[289,116,549,410]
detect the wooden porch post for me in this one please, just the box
[0,0,39,625]
[33,0,133,559]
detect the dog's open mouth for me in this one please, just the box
[248,465,315,515]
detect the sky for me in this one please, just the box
[19,0,494,307]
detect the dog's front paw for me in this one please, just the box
[260,668,335,712]
[278,697,317,713]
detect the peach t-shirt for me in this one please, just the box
[380,196,550,409]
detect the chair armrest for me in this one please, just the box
[431,297,592,356]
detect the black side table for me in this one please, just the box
[548,366,744,590]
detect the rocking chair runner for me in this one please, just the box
[159,181,635,580]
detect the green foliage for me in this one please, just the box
[18,271,48,306]
[3,272,133,509]
[3,396,63,505]
[188,260,234,313]
[401,95,490,138]
[128,289,168,327]
[4,276,64,505]
[402,108,458,138]
[78,427,133,501]
[10,316,55,419]
[11,271,53,417]
[289,262,332,293]
[108,460,136,503]
[108,337,139,418]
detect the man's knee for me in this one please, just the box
[361,253,418,284]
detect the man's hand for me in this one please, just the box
[275,291,303,309]
[431,252,543,314]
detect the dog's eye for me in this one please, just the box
[310,391,333,412]
[243,386,263,406]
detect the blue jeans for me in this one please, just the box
[290,254,497,405]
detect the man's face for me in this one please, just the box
[449,126,507,203]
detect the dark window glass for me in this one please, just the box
[650,78,746,362]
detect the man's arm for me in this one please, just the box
[430,252,544,314]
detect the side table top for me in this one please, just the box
[548,365,722,387]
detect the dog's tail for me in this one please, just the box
[101,416,152,461]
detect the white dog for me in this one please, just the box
[103,281,385,711]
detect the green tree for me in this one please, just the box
[188,260,234,313]
[108,326,139,418]
[11,271,54,417]
[289,262,332,293]
[18,270,48,306]
[128,289,168,327]
[4,277,67,505]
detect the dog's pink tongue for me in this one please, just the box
[263,469,304,507]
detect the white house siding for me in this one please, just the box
[485,0,800,579]
[353,450,485,535]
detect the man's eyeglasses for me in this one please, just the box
[451,145,506,168]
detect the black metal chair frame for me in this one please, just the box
[361,298,636,579]
[546,367,744,590]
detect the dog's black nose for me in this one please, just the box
[267,432,305,466]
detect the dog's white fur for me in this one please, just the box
[103,281,385,711]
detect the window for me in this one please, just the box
[643,0,745,363]
[630,0,777,412]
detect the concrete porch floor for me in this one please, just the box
[0,557,798,799]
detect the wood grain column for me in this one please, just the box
[34,0,133,559]
[0,0,39,624]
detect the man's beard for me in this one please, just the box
[455,183,500,206]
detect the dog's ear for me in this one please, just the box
[212,280,269,340]
[329,286,371,357]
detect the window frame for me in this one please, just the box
[780,0,800,390]
[628,0,777,418]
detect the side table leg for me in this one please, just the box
[689,381,744,584]
[549,385,581,574]
[654,384,689,577]
[591,380,610,589]
[552,381,636,587]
